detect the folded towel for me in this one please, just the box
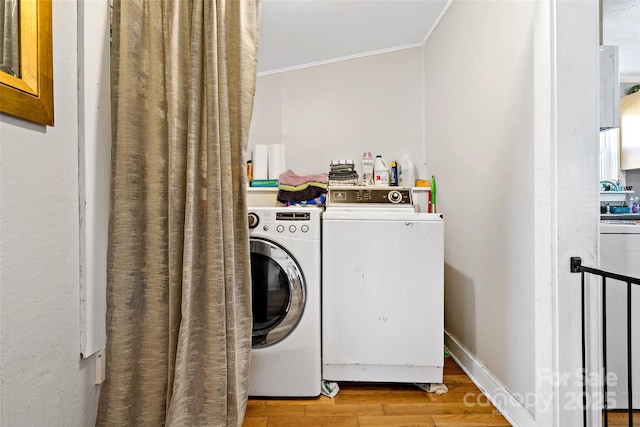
[329,160,355,168]
[279,170,329,187]
[278,187,325,202]
[328,178,359,186]
[284,193,327,207]
[278,181,328,192]
[329,170,358,179]
[329,160,357,174]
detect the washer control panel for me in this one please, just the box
[248,209,318,237]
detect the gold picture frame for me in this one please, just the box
[0,0,54,126]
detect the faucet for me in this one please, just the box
[600,179,623,192]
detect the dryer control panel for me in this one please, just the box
[326,187,413,207]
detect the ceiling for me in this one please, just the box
[256,0,449,75]
[602,0,640,82]
[257,0,640,82]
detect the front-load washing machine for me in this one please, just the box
[247,206,322,397]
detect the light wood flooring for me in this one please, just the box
[605,411,640,426]
[243,357,512,427]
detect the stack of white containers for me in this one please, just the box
[252,144,286,180]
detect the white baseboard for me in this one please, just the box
[445,331,537,427]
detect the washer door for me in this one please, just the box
[250,237,305,347]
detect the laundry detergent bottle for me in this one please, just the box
[374,155,389,186]
[361,152,374,186]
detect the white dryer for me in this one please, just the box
[247,206,322,397]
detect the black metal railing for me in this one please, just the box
[571,257,640,427]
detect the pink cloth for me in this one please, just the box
[278,169,329,186]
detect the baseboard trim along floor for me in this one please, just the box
[445,331,536,427]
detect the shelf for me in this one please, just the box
[600,191,635,203]
[246,185,431,194]
[247,186,278,192]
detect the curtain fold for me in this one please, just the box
[97,1,260,425]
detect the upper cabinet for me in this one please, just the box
[600,46,620,130]
[620,90,640,170]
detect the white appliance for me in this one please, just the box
[599,45,620,130]
[601,220,640,409]
[322,187,444,383]
[247,207,322,397]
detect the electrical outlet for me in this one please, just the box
[95,349,106,385]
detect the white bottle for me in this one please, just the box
[400,154,416,188]
[361,152,374,186]
[374,155,389,186]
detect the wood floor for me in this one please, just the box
[606,411,640,426]
[243,357,512,427]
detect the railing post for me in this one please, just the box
[571,257,639,427]
[582,270,587,427]
[627,281,633,427]
[603,277,608,427]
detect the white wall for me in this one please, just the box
[627,169,640,191]
[424,1,600,426]
[424,0,536,415]
[0,0,100,425]
[249,48,427,179]
[554,1,600,425]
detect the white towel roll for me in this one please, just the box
[268,144,286,180]
[253,144,268,180]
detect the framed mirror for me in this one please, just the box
[0,0,54,126]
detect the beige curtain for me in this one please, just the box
[97,1,260,426]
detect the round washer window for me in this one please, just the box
[250,238,305,347]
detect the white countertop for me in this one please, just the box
[601,213,640,220]
[600,219,640,234]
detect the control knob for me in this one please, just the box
[388,190,402,203]
[248,213,259,228]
